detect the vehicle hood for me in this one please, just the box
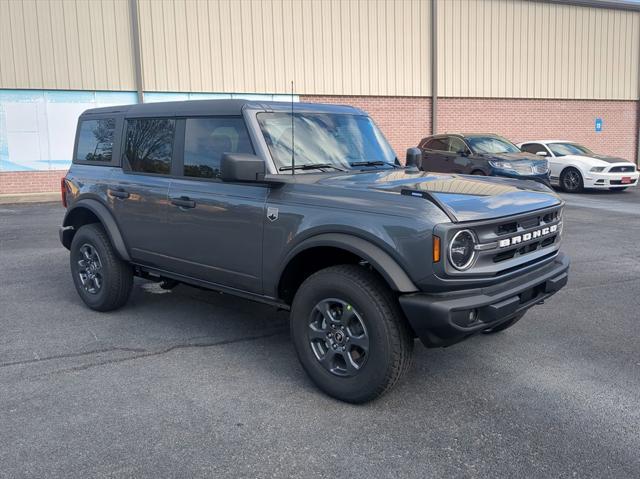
[481,151,541,162]
[562,154,633,166]
[313,169,562,223]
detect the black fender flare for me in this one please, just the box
[62,199,131,261]
[279,233,418,293]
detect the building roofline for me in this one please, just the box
[534,0,640,12]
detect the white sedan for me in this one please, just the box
[517,140,639,193]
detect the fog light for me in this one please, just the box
[468,309,478,322]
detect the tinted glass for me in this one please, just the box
[124,118,175,174]
[547,143,593,157]
[184,117,254,179]
[76,119,115,162]
[466,136,520,154]
[257,112,396,173]
[520,143,547,155]
[447,137,467,153]
[425,138,448,151]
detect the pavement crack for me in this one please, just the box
[0,346,148,369]
[43,329,287,376]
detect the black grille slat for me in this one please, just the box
[609,166,636,173]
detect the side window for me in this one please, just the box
[183,117,254,179]
[75,118,115,163]
[425,138,448,151]
[447,137,467,153]
[124,118,175,174]
[521,143,546,155]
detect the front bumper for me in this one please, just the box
[399,253,569,348]
[583,171,639,188]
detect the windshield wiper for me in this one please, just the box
[279,163,346,172]
[349,160,398,168]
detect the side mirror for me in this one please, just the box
[220,153,266,182]
[536,151,548,157]
[405,147,422,168]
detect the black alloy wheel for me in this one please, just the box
[561,167,584,193]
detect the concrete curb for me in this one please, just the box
[0,192,60,204]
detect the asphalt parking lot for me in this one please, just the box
[1,188,639,478]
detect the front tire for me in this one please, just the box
[560,167,584,193]
[70,223,133,312]
[290,265,413,403]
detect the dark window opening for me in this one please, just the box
[183,117,254,179]
[76,119,115,163]
[124,118,175,175]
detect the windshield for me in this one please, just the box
[257,112,396,172]
[547,142,593,157]
[466,136,521,154]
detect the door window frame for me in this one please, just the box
[121,116,179,178]
[73,114,123,167]
[175,115,258,184]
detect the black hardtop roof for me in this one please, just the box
[79,99,367,118]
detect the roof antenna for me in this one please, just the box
[290,80,295,175]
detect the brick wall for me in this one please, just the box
[302,95,432,162]
[438,98,639,164]
[0,170,66,195]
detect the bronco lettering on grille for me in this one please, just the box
[498,224,558,248]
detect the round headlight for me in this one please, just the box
[448,230,477,270]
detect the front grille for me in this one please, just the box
[609,165,636,173]
[610,178,637,185]
[491,210,560,263]
[439,205,564,277]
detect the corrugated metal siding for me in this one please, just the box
[136,0,431,96]
[0,0,136,91]
[438,0,640,99]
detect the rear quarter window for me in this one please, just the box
[75,119,116,163]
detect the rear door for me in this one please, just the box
[165,116,267,294]
[110,117,176,267]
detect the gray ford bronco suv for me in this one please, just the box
[61,100,569,403]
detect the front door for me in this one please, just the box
[164,116,267,294]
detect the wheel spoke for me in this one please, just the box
[341,351,360,375]
[315,301,335,325]
[348,334,369,352]
[308,324,328,341]
[339,306,356,325]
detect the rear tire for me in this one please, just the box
[290,265,413,403]
[70,223,133,312]
[560,167,584,193]
[471,170,486,176]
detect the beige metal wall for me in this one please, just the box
[1,0,639,100]
[0,0,136,91]
[438,0,640,100]
[136,0,431,96]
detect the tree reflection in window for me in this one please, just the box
[76,119,115,162]
[124,118,175,174]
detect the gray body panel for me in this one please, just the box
[62,99,565,306]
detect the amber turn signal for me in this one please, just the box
[432,235,441,263]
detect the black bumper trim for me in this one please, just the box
[399,253,570,348]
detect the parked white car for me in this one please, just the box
[517,140,639,193]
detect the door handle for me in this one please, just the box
[108,188,130,199]
[170,196,196,209]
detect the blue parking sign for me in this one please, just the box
[595,118,603,132]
